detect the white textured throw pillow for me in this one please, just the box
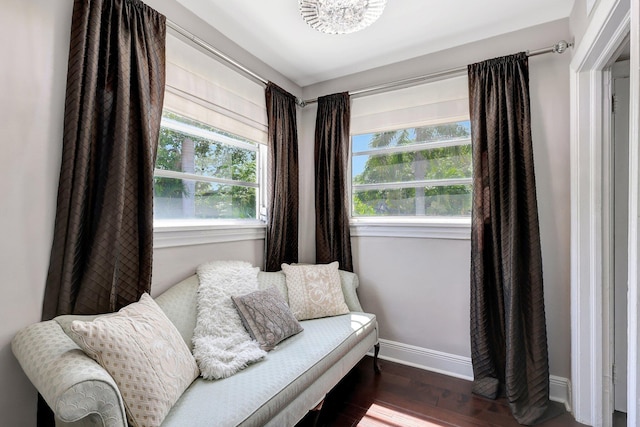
[70,294,199,427]
[281,262,350,320]
[193,260,266,379]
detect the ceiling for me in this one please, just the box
[176,0,575,87]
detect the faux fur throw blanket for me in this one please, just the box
[193,260,266,379]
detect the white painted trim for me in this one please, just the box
[153,223,265,248]
[371,339,572,412]
[375,338,473,380]
[569,58,583,424]
[550,375,573,413]
[588,67,606,426]
[570,0,633,425]
[350,218,471,240]
[627,0,640,424]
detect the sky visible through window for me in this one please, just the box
[351,121,471,178]
[351,121,472,217]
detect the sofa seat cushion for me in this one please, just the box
[161,312,377,427]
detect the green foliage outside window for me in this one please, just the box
[154,112,257,220]
[352,122,472,217]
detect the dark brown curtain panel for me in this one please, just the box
[315,93,353,272]
[265,82,299,271]
[42,0,166,321]
[468,52,552,425]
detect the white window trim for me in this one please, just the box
[350,217,471,240]
[153,220,266,248]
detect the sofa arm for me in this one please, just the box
[338,270,365,312]
[12,320,127,426]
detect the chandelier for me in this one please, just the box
[299,0,387,35]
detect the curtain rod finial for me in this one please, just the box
[553,40,571,54]
[296,98,306,108]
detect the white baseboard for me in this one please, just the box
[371,339,572,412]
[373,338,474,380]
[549,375,572,412]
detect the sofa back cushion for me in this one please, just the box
[257,270,363,312]
[257,271,289,302]
[154,275,200,350]
[153,269,364,349]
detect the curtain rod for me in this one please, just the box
[166,18,572,109]
[166,19,269,86]
[299,40,572,107]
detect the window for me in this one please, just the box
[351,120,472,217]
[154,111,262,221]
[349,75,472,227]
[153,33,268,247]
[350,75,472,240]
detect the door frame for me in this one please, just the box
[611,60,631,414]
[569,0,634,425]
[628,0,640,424]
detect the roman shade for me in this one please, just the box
[164,33,267,144]
[351,75,469,134]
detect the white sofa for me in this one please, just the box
[12,270,379,427]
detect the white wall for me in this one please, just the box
[354,238,472,356]
[152,240,265,295]
[145,0,301,97]
[298,103,318,264]
[0,1,72,425]
[529,49,572,380]
[569,0,592,50]
[300,19,573,381]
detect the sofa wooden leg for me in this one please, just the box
[310,399,324,427]
[373,343,381,373]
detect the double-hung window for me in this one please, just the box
[350,75,472,231]
[352,121,471,217]
[154,112,261,220]
[154,33,268,231]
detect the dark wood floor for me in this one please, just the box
[296,356,588,427]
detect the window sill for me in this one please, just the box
[349,218,471,240]
[153,220,266,248]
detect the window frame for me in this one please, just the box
[153,112,267,248]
